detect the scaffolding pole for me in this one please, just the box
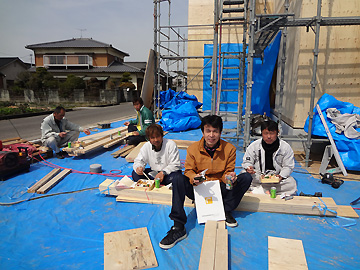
[243,0,256,150]
[305,0,322,167]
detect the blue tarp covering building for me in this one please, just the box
[202,32,281,116]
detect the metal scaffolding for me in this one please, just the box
[154,0,360,165]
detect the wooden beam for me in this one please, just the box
[173,140,196,149]
[37,169,71,194]
[111,145,135,158]
[104,227,158,270]
[235,193,340,217]
[214,226,228,270]
[125,142,146,162]
[268,236,308,270]
[119,146,135,158]
[199,220,217,270]
[28,168,61,193]
[99,179,359,218]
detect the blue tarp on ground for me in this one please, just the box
[202,33,281,115]
[304,93,360,171]
[159,89,202,132]
[1,119,360,269]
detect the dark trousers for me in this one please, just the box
[169,172,253,225]
[132,169,184,187]
[127,123,146,145]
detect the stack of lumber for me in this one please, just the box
[199,220,228,270]
[111,145,135,158]
[62,126,131,156]
[28,168,71,194]
[125,142,146,162]
[98,179,359,218]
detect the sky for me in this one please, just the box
[0,0,189,64]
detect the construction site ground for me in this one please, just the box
[0,119,359,269]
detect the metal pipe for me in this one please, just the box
[277,0,289,137]
[243,0,256,150]
[305,0,322,167]
[211,0,219,115]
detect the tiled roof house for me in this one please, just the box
[25,38,146,90]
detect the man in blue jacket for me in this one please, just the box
[124,97,155,145]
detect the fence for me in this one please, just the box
[0,89,138,104]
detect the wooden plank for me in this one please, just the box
[100,180,358,218]
[214,227,228,270]
[103,133,131,149]
[79,126,128,144]
[337,205,359,218]
[104,227,158,270]
[37,169,71,194]
[268,236,308,270]
[125,142,146,162]
[198,220,217,270]
[28,168,61,193]
[172,140,196,149]
[236,194,339,217]
[111,144,134,156]
[120,146,135,157]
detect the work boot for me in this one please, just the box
[225,211,238,227]
[55,152,64,159]
[159,226,187,249]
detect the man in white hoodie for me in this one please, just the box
[242,120,297,195]
[132,124,183,185]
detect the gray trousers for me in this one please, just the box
[44,130,80,153]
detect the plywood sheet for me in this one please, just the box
[268,236,308,270]
[104,227,157,270]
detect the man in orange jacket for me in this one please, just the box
[159,115,252,250]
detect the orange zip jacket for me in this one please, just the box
[184,137,236,184]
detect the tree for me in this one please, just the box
[59,74,85,98]
[119,72,135,90]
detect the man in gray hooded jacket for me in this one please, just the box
[242,120,297,195]
[41,106,90,159]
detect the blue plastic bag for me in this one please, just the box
[304,93,360,171]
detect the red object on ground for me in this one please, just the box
[2,143,37,154]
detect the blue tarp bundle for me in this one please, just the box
[202,32,281,115]
[159,89,202,132]
[160,89,202,110]
[304,93,360,171]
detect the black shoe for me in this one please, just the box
[159,226,187,250]
[55,152,64,159]
[225,211,238,227]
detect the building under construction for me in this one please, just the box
[153,0,360,163]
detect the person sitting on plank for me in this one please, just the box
[159,115,252,250]
[41,106,90,159]
[124,97,155,146]
[132,124,184,187]
[242,120,297,195]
